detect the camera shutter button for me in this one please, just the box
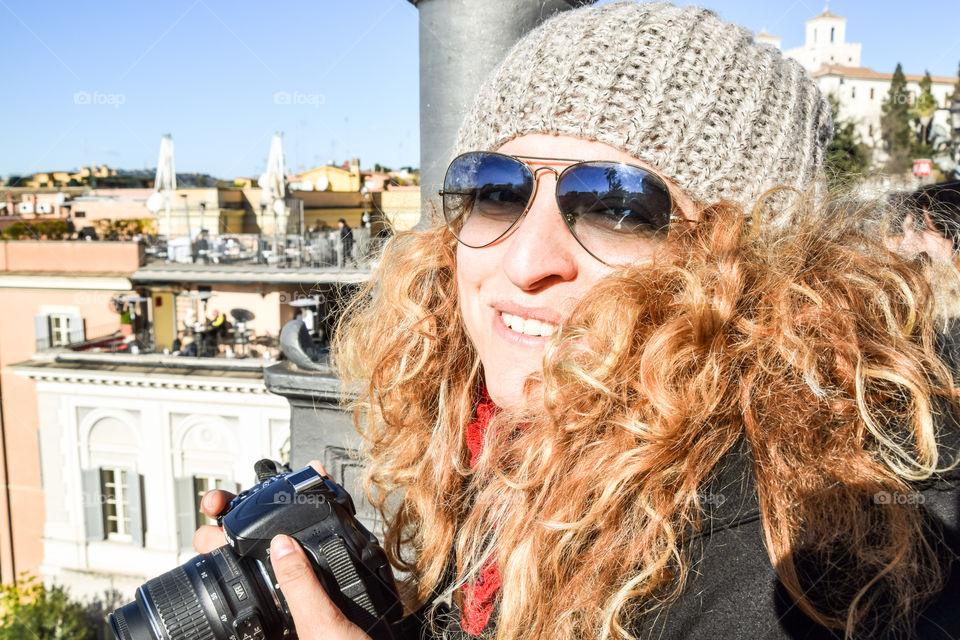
[287,468,325,494]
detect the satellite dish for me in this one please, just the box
[272,199,285,215]
[146,192,164,213]
[315,177,329,192]
[299,181,314,191]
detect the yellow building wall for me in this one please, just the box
[380,190,423,231]
[152,291,176,351]
[297,166,360,192]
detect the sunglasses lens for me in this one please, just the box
[442,152,534,247]
[557,162,673,262]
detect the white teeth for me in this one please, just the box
[523,317,541,336]
[500,312,557,337]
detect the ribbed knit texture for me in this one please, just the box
[454,1,834,208]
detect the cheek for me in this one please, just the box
[604,238,662,267]
[455,245,484,346]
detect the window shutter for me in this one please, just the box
[176,476,198,550]
[68,315,86,344]
[81,468,105,542]
[34,315,51,351]
[127,471,145,547]
[178,476,239,551]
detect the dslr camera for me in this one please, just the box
[109,460,402,640]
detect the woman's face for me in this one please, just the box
[456,133,697,410]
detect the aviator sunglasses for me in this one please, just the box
[439,151,680,265]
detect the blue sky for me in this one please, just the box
[2,0,958,179]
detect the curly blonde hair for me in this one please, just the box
[331,196,959,640]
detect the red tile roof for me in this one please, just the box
[811,64,956,85]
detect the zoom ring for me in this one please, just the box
[113,608,130,638]
[144,566,215,640]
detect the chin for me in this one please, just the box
[484,364,541,410]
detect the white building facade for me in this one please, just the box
[784,10,862,71]
[15,355,290,601]
[770,8,957,162]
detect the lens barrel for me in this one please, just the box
[109,464,403,640]
[109,547,281,640]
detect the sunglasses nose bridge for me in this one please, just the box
[528,165,560,208]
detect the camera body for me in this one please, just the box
[221,463,402,637]
[109,461,402,640]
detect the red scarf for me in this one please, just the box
[461,387,502,635]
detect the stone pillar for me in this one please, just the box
[263,321,380,528]
[410,0,596,229]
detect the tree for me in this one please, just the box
[0,574,93,640]
[2,222,36,240]
[824,94,871,192]
[881,63,912,173]
[910,71,938,157]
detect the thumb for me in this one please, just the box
[270,535,359,638]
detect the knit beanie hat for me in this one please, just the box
[454,1,834,208]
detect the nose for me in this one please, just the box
[500,171,580,291]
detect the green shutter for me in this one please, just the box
[81,468,105,541]
[127,471,145,547]
[176,476,200,550]
[34,315,51,351]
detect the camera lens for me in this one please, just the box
[109,546,284,640]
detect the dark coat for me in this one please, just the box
[393,435,960,639]
[628,437,960,640]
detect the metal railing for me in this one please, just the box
[142,230,390,270]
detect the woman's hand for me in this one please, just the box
[267,460,373,639]
[193,486,234,552]
[270,534,373,640]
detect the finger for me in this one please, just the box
[270,535,369,639]
[193,525,227,553]
[307,459,330,478]
[201,489,235,518]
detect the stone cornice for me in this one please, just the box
[13,364,268,393]
[0,273,132,290]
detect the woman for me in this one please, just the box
[196,3,960,638]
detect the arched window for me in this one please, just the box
[81,412,144,546]
[174,416,240,549]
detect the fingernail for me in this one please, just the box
[201,492,212,510]
[271,535,296,559]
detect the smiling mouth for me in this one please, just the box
[500,311,558,337]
